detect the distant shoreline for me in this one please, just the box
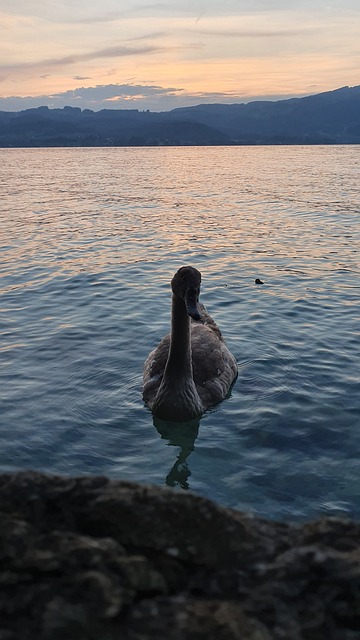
[1,141,360,149]
[1,85,359,147]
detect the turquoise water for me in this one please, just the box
[0,145,359,521]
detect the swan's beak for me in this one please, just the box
[184,288,202,321]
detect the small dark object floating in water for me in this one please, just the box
[255,278,264,285]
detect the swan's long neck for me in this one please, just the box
[164,294,192,379]
[152,292,203,421]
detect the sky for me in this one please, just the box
[0,0,359,112]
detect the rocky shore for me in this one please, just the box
[0,471,359,639]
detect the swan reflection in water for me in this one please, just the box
[153,417,200,490]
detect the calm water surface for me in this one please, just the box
[0,145,359,521]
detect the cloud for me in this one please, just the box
[0,81,303,112]
[0,83,184,111]
[192,26,313,38]
[58,83,183,100]
[0,37,203,84]
[0,44,166,79]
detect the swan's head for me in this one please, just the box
[171,266,202,321]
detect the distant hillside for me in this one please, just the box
[0,85,359,147]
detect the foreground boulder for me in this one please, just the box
[0,471,359,639]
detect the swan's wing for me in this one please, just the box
[190,323,238,408]
[143,334,170,405]
[191,303,222,340]
[143,304,237,411]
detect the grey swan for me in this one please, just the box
[143,266,238,422]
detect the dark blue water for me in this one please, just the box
[0,145,359,521]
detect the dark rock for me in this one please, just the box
[0,471,359,639]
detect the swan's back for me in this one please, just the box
[143,334,171,406]
[143,303,237,409]
[191,312,238,407]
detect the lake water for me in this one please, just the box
[0,145,359,522]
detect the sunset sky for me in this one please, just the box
[1,0,359,111]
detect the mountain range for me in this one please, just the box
[0,85,359,147]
